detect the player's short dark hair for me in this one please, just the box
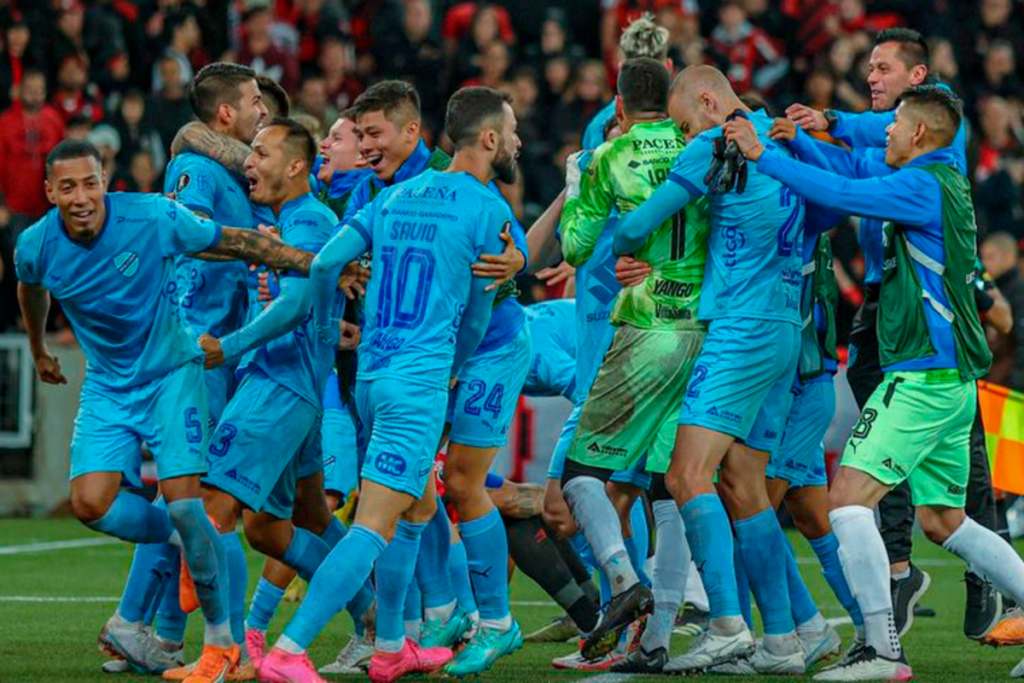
[617,58,669,115]
[265,116,317,170]
[46,139,103,176]
[352,80,421,127]
[874,28,929,70]
[256,74,290,117]
[901,84,962,146]
[339,106,359,122]
[445,86,512,150]
[188,62,258,124]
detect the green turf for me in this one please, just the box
[0,518,1021,681]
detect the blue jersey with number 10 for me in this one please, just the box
[668,110,805,326]
[350,170,513,389]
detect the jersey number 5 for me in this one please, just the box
[376,246,437,330]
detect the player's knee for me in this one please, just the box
[403,493,437,524]
[70,489,114,524]
[918,507,964,546]
[244,520,285,557]
[201,487,239,531]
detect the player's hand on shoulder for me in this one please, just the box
[723,118,764,162]
[198,333,225,369]
[256,271,279,304]
[473,231,524,292]
[337,320,361,351]
[33,349,67,385]
[785,103,828,132]
[616,255,651,287]
[338,261,370,300]
[769,117,797,142]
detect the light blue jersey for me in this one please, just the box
[664,111,804,324]
[15,194,220,389]
[583,100,616,152]
[165,152,254,338]
[523,299,577,401]
[223,194,338,407]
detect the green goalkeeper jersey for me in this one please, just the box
[561,118,710,330]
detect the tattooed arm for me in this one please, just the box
[193,227,314,274]
[488,481,545,520]
[170,121,251,174]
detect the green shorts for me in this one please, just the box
[568,325,705,475]
[841,369,975,507]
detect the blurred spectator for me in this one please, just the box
[549,60,609,150]
[64,112,94,141]
[0,69,64,235]
[286,0,347,72]
[257,74,291,117]
[149,56,192,153]
[973,97,1024,238]
[657,5,705,68]
[827,36,870,111]
[151,10,200,93]
[601,0,697,71]
[110,89,166,174]
[709,0,789,96]
[0,14,44,112]
[539,55,573,114]
[982,232,1024,391]
[963,0,1024,79]
[318,36,362,112]
[450,4,515,87]
[524,9,586,75]
[294,73,337,133]
[442,2,515,55]
[237,6,299,94]
[51,53,104,124]
[462,41,510,89]
[968,40,1022,113]
[374,0,444,118]
[87,123,121,178]
[928,36,961,94]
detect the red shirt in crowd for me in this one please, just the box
[0,101,66,217]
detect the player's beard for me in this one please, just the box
[494,146,517,185]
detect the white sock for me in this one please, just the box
[480,614,513,632]
[641,501,688,653]
[204,621,233,648]
[404,619,421,643]
[944,517,1024,605]
[276,635,304,655]
[830,505,901,660]
[424,600,456,624]
[891,567,910,581]
[685,561,709,611]
[563,476,638,595]
[376,636,405,653]
[796,612,828,636]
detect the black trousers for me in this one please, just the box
[846,291,997,565]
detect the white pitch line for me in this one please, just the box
[576,674,636,683]
[0,537,121,555]
[0,596,119,603]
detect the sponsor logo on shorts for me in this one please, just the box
[764,429,778,440]
[586,442,628,458]
[881,458,907,478]
[224,468,261,494]
[375,452,407,476]
[707,406,743,424]
[113,251,140,278]
[655,304,693,320]
[948,484,965,495]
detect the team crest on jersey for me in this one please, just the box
[176,173,191,192]
[113,251,140,278]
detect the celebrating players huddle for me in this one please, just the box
[15,12,1024,683]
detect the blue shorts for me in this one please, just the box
[204,362,238,428]
[358,377,448,498]
[679,318,799,452]
[322,373,363,496]
[70,360,209,485]
[767,375,835,488]
[447,324,532,449]
[547,397,651,489]
[523,345,577,402]
[203,369,322,519]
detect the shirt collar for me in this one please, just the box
[905,146,957,169]
[279,192,314,222]
[372,140,432,190]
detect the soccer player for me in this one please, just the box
[15,139,313,683]
[613,65,808,674]
[97,62,271,676]
[521,299,578,402]
[258,85,520,683]
[560,57,709,672]
[786,29,1006,640]
[724,84,1024,681]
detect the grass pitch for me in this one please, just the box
[1,518,1022,682]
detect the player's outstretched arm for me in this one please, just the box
[560,150,612,267]
[210,277,316,365]
[170,121,251,174]
[787,126,892,180]
[311,225,371,347]
[197,227,314,274]
[613,181,694,256]
[526,189,567,271]
[17,283,67,385]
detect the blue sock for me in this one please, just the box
[375,520,426,650]
[320,516,347,548]
[448,539,478,616]
[459,508,511,625]
[247,576,286,632]
[166,499,231,645]
[734,542,753,630]
[405,578,422,623]
[156,553,187,642]
[417,501,455,613]
[785,540,819,627]
[627,499,652,587]
[347,577,375,637]
[221,532,248,644]
[283,525,387,651]
[734,509,794,635]
[571,531,599,572]
[87,491,175,544]
[282,527,331,582]
[118,542,177,623]
[809,532,864,627]
[143,549,174,625]
[682,494,740,620]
